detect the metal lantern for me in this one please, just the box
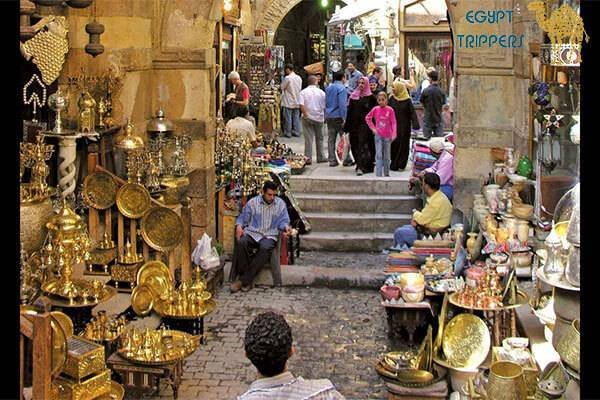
[85,19,105,57]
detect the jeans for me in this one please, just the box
[234,235,277,286]
[393,225,419,248]
[423,120,444,139]
[375,135,391,177]
[326,118,351,164]
[282,107,301,137]
[303,118,326,162]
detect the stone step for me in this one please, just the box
[300,231,394,252]
[290,175,412,195]
[295,193,420,213]
[304,212,411,232]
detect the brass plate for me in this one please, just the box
[434,293,448,357]
[448,290,529,311]
[117,330,199,365]
[137,260,172,297]
[443,314,490,369]
[51,311,74,338]
[154,298,217,319]
[95,381,125,400]
[21,308,68,378]
[141,206,184,252]
[83,171,118,210]
[131,284,154,317]
[116,183,151,219]
[47,285,117,308]
[375,362,447,388]
[396,369,434,384]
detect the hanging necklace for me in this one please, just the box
[23,73,47,123]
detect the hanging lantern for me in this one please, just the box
[85,18,104,57]
[66,0,93,8]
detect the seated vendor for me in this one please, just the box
[393,172,452,249]
[231,181,291,293]
[410,137,454,201]
[226,105,260,148]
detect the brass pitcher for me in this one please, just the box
[556,319,580,373]
[485,361,528,400]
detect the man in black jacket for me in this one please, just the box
[420,69,446,138]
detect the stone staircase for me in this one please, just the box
[290,175,420,252]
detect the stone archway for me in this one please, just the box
[255,0,304,37]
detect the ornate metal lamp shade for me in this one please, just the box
[114,122,145,151]
[85,19,105,57]
[147,109,175,135]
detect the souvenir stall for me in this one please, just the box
[237,43,285,117]
[18,7,219,400]
[376,5,583,393]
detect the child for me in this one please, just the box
[365,92,397,177]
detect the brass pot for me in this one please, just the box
[556,319,579,373]
[485,361,528,400]
[552,314,573,350]
[553,287,580,322]
[20,198,53,253]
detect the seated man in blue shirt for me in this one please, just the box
[231,181,291,293]
[238,312,345,400]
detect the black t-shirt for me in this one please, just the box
[420,83,446,125]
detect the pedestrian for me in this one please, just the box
[226,71,250,118]
[344,76,377,176]
[388,81,420,171]
[368,75,382,95]
[370,66,386,93]
[238,312,346,400]
[325,70,352,167]
[280,64,302,138]
[365,92,396,177]
[344,62,363,96]
[420,69,447,138]
[392,65,416,91]
[230,181,291,293]
[298,75,327,165]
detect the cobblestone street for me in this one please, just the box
[145,286,408,400]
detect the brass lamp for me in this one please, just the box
[114,121,144,182]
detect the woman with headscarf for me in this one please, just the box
[389,81,420,171]
[344,76,377,175]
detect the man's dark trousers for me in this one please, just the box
[235,234,276,286]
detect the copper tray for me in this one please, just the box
[83,171,118,210]
[116,183,151,219]
[140,206,184,252]
[448,290,529,311]
[137,260,172,297]
[154,298,217,319]
[131,284,154,317]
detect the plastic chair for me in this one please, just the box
[229,232,282,287]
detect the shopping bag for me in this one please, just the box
[336,132,353,164]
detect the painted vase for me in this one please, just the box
[517,156,533,179]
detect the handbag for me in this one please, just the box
[336,132,353,163]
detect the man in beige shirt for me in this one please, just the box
[226,105,259,148]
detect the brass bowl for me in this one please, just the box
[556,319,579,373]
[396,369,434,384]
[485,361,528,400]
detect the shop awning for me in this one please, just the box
[327,0,384,25]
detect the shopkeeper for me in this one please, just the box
[410,137,454,201]
[226,105,260,148]
[227,71,251,116]
[392,173,452,249]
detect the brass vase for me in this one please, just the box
[485,361,528,400]
[556,319,580,373]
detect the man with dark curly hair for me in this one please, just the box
[238,312,345,400]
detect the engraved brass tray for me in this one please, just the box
[448,290,529,311]
[154,298,217,319]
[117,330,199,365]
[88,247,117,266]
[51,311,74,338]
[83,171,118,210]
[442,314,490,369]
[131,284,154,317]
[140,206,184,252]
[47,285,117,308]
[116,183,151,219]
[137,260,172,297]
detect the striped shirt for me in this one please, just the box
[236,195,290,242]
[238,371,345,400]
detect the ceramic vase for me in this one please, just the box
[517,220,530,243]
[466,233,478,258]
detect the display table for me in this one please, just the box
[382,300,435,343]
[106,352,182,399]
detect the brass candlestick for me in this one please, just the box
[20,134,54,203]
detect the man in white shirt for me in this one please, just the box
[298,75,326,165]
[280,64,303,138]
[226,105,259,148]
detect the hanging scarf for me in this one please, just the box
[391,81,410,102]
[349,76,372,100]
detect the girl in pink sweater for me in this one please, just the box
[365,92,397,177]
